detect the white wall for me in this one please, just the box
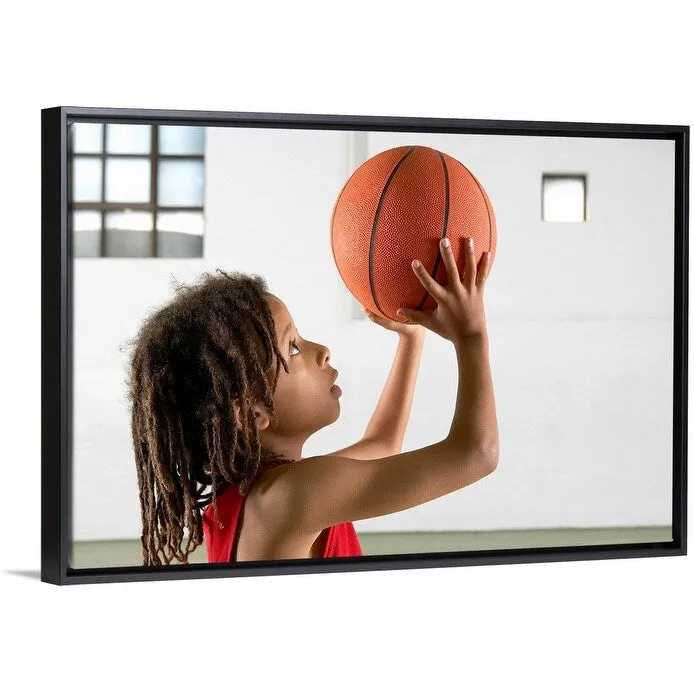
[72,126,674,540]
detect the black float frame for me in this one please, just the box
[41,106,689,585]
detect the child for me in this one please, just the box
[127,236,498,565]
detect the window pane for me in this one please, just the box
[157,211,204,258]
[157,160,204,206]
[105,158,151,203]
[73,231,101,257]
[157,231,203,258]
[72,211,102,257]
[158,126,205,155]
[157,211,204,236]
[105,211,154,257]
[106,124,152,154]
[74,210,102,232]
[105,230,152,257]
[72,123,103,154]
[542,175,586,222]
[105,211,153,232]
[72,157,102,202]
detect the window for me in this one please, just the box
[68,122,205,257]
[542,174,587,222]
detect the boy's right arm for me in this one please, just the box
[265,235,499,536]
[267,334,498,534]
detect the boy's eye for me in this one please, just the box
[289,340,301,356]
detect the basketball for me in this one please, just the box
[330,145,497,321]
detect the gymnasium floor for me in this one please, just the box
[70,526,672,569]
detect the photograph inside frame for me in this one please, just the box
[67,119,675,570]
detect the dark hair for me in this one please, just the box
[125,269,291,566]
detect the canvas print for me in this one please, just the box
[63,118,677,572]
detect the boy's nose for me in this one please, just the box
[320,345,330,366]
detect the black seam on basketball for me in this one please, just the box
[417,151,450,311]
[369,146,415,318]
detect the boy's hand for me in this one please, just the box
[396,236,491,343]
[362,307,425,338]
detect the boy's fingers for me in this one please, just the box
[476,251,492,289]
[439,237,463,289]
[396,307,433,328]
[463,237,477,287]
[411,260,446,303]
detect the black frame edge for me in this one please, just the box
[673,125,689,554]
[61,542,686,586]
[61,106,687,139]
[41,107,67,585]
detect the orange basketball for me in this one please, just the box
[330,145,497,321]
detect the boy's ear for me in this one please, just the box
[253,405,270,431]
[232,399,270,431]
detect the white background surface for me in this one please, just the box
[73,126,675,539]
[0,1,691,692]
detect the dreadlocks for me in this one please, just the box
[125,269,291,566]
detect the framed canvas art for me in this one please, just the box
[41,107,688,585]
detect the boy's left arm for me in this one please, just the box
[326,310,425,460]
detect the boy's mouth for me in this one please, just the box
[330,370,341,397]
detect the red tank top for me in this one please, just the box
[201,458,363,562]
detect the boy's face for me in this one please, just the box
[260,293,341,440]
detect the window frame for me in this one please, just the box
[69,122,205,257]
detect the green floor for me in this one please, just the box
[70,526,672,569]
